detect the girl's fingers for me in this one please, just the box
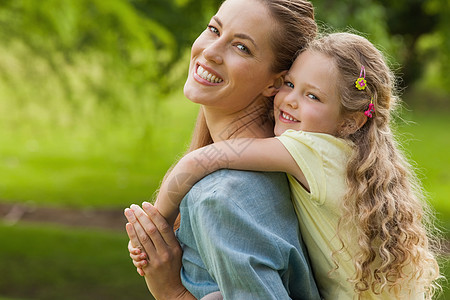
[133,258,148,268]
[129,250,147,262]
[142,201,179,248]
[127,240,141,256]
[130,204,167,250]
[137,267,145,277]
[127,240,148,262]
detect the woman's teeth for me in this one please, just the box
[282,112,298,122]
[197,66,223,83]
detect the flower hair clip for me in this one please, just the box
[355,65,367,90]
[364,98,375,118]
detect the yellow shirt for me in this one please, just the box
[276,130,423,300]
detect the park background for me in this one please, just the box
[0,0,449,299]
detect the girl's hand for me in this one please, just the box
[127,240,148,276]
[124,202,195,300]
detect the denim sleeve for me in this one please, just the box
[177,170,320,300]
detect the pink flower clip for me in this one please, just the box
[355,65,367,90]
[364,98,375,118]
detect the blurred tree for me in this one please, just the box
[128,0,223,91]
[313,0,405,84]
[416,0,450,95]
[0,0,447,101]
[0,0,178,105]
[313,0,448,94]
[377,0,439,89]
[130,0,222,58]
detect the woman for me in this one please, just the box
[125,0,319,299]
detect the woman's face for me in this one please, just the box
[184,0,279,113]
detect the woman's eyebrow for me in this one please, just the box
[213,16,222,27]
[234,33,257,49]
[212,16,257,49]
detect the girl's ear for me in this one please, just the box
[339,112,368,136]
[262,71,287,97]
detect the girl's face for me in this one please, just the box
[183,0,279,113]
[274,50,344,137]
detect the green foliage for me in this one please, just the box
[313,0,450,95]
[416,0,450,94]
[0,0,178,104]
[0,0,175,59]
[130,0,222,52]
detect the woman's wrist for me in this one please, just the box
[148,279,195,300]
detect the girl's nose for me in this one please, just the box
[203,41,224,65]
[283,92,298,109]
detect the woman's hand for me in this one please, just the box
[124,202,195,300]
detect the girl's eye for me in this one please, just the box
[236,43,250,54]
[208,25,219,35]
[307,93,320,101]
[285,81,294,88]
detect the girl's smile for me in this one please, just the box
[279,110,299,123]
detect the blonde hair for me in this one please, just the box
[188,0,317,151]
[308,33,441,298]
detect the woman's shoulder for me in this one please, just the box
[187,169,290,201]
[184,169,295,222]
[198,169,288,189]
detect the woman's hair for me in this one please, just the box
[308,32,441,298]
[188,0,317,151]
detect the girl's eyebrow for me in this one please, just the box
[212,16,257,49]
[304,83,329,98]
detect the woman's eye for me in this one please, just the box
[236,44,250,54]
[285,81,294,88]
[208,25,219,35]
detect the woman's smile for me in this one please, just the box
[194,64,224,85]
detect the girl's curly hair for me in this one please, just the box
[308,32,441,298]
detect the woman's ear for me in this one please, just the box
[338,112,368,137]
[262,71,287,97]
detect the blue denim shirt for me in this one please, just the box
[176,170,320,299]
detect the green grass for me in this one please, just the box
[0,222,154,300]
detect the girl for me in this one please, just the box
[132,32,441,299]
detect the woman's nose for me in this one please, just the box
[203,40,223,64]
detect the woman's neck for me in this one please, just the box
[203,99,275,142]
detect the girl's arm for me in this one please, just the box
[156,137,307,225]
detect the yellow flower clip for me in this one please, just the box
[355,65,367,90]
